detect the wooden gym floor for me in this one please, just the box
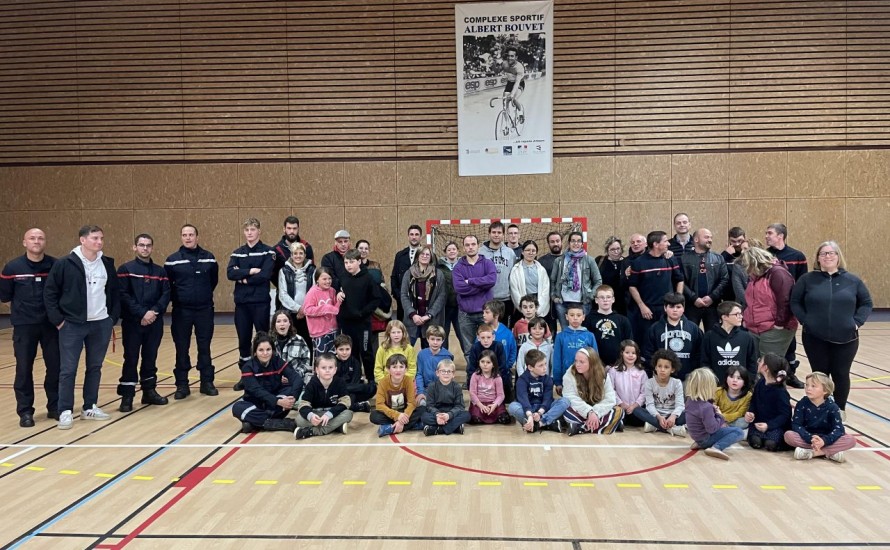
[1,321,889,550]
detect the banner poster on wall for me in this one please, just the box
[456,1,553,176]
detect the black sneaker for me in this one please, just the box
[199,381,219,396]
[174,385,191,400]
[786,374,805,389]
[423,425,437,436]
[141,388,169,406]
[119,396,133,413]
[295,426,314,440]
[568,422,585,436]
[233,380,244,392]
[354,401,371,413]
[455,424,465,435]
[240,421,255,433]
[47,410,60,421]
[19,413,35,428]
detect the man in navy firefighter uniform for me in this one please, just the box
[116,233,171,412]
[0,228,60,427]
[165,224,219,399]
[227,217,276,365]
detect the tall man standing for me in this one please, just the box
[1,228,60,427]
[478,222,518,324]
[228,217,276,366]
[391,225,424,324]
[628,230,685,345]
[452,235,497,363]
[272,216,314,309]
[765,222,808,388]
[165,224,219,399]
[44,225,120,429]
[668,213,694,257]
[321,229,351,292]
[538,231,563,334]
[681,228,729,330]
[116,233,170,412]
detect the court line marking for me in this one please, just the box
[0,445,36,464]
[0,442,742,450]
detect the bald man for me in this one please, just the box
[0,228,60,427]
[680,228,729,330]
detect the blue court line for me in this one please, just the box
[848,402,890,425]
[8,406,231,549]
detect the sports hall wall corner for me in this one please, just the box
[1,0,888,310]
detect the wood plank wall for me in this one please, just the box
[1,0,888,163]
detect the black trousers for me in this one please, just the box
[235,301,271,361]
[802,331,859,411]
[171,306,215,385]
[684,303,720,332]
[118,317,164,396]
[340,319,372,376]
[13,321,60,416]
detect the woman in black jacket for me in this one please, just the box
[791,241,872,418]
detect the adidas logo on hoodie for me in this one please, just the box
[717,342,740,366]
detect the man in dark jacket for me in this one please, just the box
[681,228,729,330]
[44,225,121,430]
[391,225,423,324]
[164,224,219,399]
[0,228,60,427]
[116,233,171,412]
[321,229,351,291]
[227,217,276,366]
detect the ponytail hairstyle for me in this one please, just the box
[721,365,752,396]
[760,352,789,386]
[570,347,606,404]
[251,331,275,360]
[614,339,642,372]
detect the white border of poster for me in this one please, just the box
[456,1,553,176]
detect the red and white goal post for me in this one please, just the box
[426,217,587,257]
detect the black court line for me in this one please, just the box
[1,398,239,550]
[88,428,246,549]
[0,352,239,478]
[23,533,890,547]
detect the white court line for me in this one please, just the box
[0,442,888,451]
[0,445,36,463]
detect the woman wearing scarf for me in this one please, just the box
[400,245,447,348]
[278,242,315,355]
[550,232,602,331]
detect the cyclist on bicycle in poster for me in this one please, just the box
[500,45,526,124]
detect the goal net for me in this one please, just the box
[426,217,587,257]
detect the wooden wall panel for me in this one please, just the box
[2,0,890,162]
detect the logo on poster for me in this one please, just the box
[503,146,513,155]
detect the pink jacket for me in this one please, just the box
[607,366,647,407]
[302,285,339,337]
[743,263,798,335]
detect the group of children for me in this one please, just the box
[233,286,855,463]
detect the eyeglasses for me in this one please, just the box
[818,251,838,257]
[727,312,743,317]
[437,370,455,374]
[136,243,152,248]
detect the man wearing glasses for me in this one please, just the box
[116,234,171,412]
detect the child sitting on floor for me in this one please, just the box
[784,372,855,463]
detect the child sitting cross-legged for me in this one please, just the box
[784,372,855,463]
[634,348,687,437]
[561,347,625,436]
[421,359,471,436]
[294,353,353,440]
[415,324,454,407]
[333,334,375,413]
[684,367,744,460]
[508,349,570,433]
[371,354,426,437]
[232,332,303,434]
[468,350,510,424]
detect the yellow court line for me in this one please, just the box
[1,463,14,468]
[617,483,641,488]
[478,481,502,486]
[432,481,457,486]
[852,375,890,383]
[569,482,595,487]
[25,466,45,472]
[213,479,236,484]
[388,481,412,486]
[760,485,787,490]
[104,358,123,367]
[95,473,116,478]
[298,480,323,485]
[712,485,738,489]
[857,486,882,491]
[59,470,79,475]
[523,482,548,487]
[171,477,180,482]
[255,480,278,485]
[132,476,154,481]
[343,480,367,486]
[810,486,834,491]
[664,484,689,489]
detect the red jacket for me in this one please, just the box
[743,263,798,334]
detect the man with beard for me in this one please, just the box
[391,225,423,325]
[721,227,747,303]
[321,229,352,292]
[478,222,518,325]
[538,231,563,334]
[680,228,729,330]
[272,216,313,310]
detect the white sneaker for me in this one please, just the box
[794,447,814,460]
[828,451,846,463]
[82,404,110,421]
[643,423,656,433]
[58,410,73,430]
[840,410,847,422]
[670,425,687,438]
[339,422,348,435]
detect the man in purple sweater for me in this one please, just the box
[452,235,497,365]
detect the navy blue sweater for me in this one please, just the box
[165,246,218,309]
[117,258,170,321]
[790,396,846,446]
[0,254,56,325]
[747,377,792,432]
[227,241,276,305]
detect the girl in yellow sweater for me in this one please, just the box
[714,365,752,429]
[374,320,417,382]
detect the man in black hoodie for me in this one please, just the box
[701,301,758,381]
[44,225,121,430]
[337,249,378,372]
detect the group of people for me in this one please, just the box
[2,214,873,465]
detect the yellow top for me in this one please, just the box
[715,387,752,424]
[374,343,418,382]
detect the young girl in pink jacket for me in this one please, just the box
[303,267,340,354]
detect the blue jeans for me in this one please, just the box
[554,301,591,332]
[58,317,114,412]
[632,407,686,431]
[421,409,471,434]
[457,310,485,366]
[697,426,745,451]
[508,398,570,426]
